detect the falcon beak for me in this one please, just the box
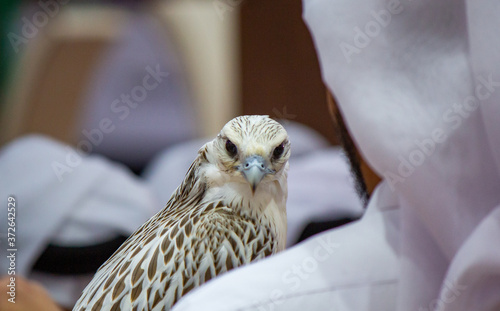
[240,155,272,194]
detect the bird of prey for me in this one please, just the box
[73,115,290,311]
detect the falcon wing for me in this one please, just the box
[74,200,278,311]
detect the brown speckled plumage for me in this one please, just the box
[74,116,290,311]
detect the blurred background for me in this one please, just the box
[0,0,336,173]
[1,1,362,310]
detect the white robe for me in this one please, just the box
[173,1,500,310]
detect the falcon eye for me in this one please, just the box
[225,139,238,157]
[272,142,285,160]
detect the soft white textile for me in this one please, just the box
[0,135,159,308]
[173,1,500,310]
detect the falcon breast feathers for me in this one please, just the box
[74,115,291,311]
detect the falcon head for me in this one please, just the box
[204,115,290,195]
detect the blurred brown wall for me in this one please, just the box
[240,0,338,144]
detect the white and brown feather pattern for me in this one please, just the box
[75,158,279,311]
[74,115,288,311]
[227,116,284,144]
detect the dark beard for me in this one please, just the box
[332,109,369,207]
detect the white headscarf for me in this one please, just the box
[302,0,500,309]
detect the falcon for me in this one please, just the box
[74,115,290,311]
